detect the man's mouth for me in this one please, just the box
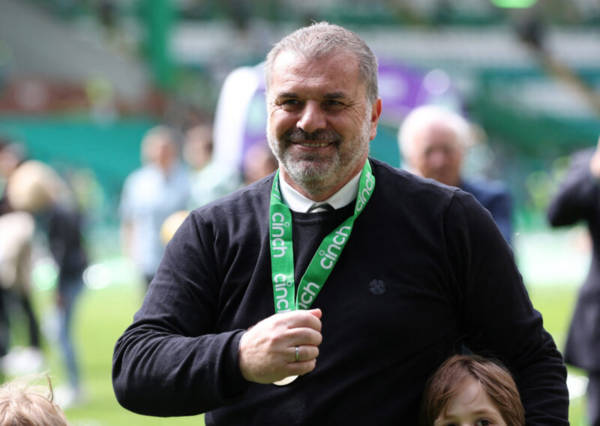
[294,141,333,148]
[286,128,339,148]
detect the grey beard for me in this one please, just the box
[267,117,372,198]
[281,151,341,196]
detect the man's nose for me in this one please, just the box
[297,102,326,133]
[429,150,448,168]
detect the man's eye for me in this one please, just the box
[279,99,301,108]
[476,419,491,426]
[323,100,344,109]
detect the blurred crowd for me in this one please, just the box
[0,123,277,409]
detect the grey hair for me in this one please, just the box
[265,22,379,105]
[398,104,471,160]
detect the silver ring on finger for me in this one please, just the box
[295,346,300,362]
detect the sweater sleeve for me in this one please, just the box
[547,150,598,228]
[444,190,569,425]
[112,212,249,416]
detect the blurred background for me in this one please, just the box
[0,0,599,424]
[0,0,599,240]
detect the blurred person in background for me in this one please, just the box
[547,136,600,426]
[0,139,27,215]
[6,160,88,408]
[119,126,190,289]
[183,124,241,209]
[113,22,567,425]
[241,141,278,186]
[0,139,43,375]
[398,105,513,245]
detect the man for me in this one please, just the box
[112,22,568,425]
[547,137,600,426]
[398,105,513,244]
[119,126,190,288]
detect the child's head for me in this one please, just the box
[420,354,525,426]
[0,375,69,426]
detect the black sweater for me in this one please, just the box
[113,159,568,425]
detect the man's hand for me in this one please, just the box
[238,309,322,384]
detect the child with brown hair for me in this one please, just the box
[420,354,525,426]
[0,375,68,425]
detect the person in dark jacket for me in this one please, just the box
[7,160,87,407]
[547,138,600,426]
[112,22,568,425]
[398,105,513,245]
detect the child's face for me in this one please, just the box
[433,377,507,426]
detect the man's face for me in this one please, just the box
[266,49,381,200]
[147,138,176,171]
[407,122,464,187]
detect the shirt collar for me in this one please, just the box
[278,168,362,213]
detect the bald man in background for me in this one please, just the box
[398,105,513,244]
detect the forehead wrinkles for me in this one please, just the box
[269,50,363,99]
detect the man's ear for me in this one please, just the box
[369,98,383,141]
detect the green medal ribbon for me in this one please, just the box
[269,161,375,313]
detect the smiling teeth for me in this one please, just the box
[299,142,331,147]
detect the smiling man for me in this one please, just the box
[112,22,568,425]
[265,47,379,201]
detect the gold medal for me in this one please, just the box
[273,375,298,386]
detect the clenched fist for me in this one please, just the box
[238,309,322,384]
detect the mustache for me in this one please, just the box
[285,128,340,143]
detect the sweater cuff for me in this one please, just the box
[221,329,250,399]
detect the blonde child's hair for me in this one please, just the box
[0,375,69,426]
